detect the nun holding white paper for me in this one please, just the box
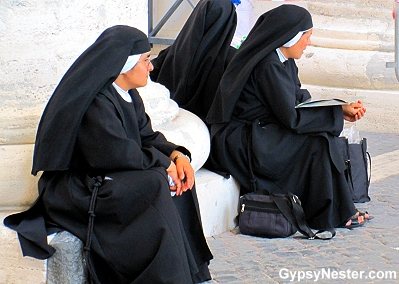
[206,4,368,231]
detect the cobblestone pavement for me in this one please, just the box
[204,131,399,284]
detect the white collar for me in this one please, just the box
[112,82,132,103]
[276,48,288,63]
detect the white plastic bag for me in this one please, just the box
[340,124,361,144]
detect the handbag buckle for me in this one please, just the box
[292,195,301,205]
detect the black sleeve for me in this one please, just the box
[76,93,173,170]
[253,59,343,136]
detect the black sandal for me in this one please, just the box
[338,215,365,229]
[357,210,374,221]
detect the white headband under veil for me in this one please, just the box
[120,54,141,73]
[283,28,312,47]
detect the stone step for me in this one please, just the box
[308,1,394,52]
[0,211,46,283]
[195,168,240,238]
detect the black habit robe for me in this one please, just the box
[206,5,357,230]
[4,26,212,284]
[150,0,237,121]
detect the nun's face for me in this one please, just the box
[287,29,312,59]
[123,52,153,89]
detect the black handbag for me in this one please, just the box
[239,189,335,240]
[341,138,371,203]
[239,190,296,238]
[241,126,335,240]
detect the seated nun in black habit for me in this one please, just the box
[150,0,237,121]
[4,25,212,284]
[206,5,370,230]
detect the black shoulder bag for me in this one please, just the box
[239,189,335,239]
[341,137,371,203]
[238,124,335,240]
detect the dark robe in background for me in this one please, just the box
[206,5,357,230]
[150,0,237,121]
[4,26,212,284]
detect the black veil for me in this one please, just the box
[32,26,151,175]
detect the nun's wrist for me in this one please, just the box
[173,153,191,164]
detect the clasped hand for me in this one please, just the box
[342,100,366,122]
[167,151,194,196]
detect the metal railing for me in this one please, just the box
[386,0,399,82]
[148,0,196,45]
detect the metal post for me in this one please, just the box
[386,0,399,82]
[148,0,153,37]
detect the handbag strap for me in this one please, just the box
[362,139,371,188]
[269,191,336,240]
[366,151,371,187]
